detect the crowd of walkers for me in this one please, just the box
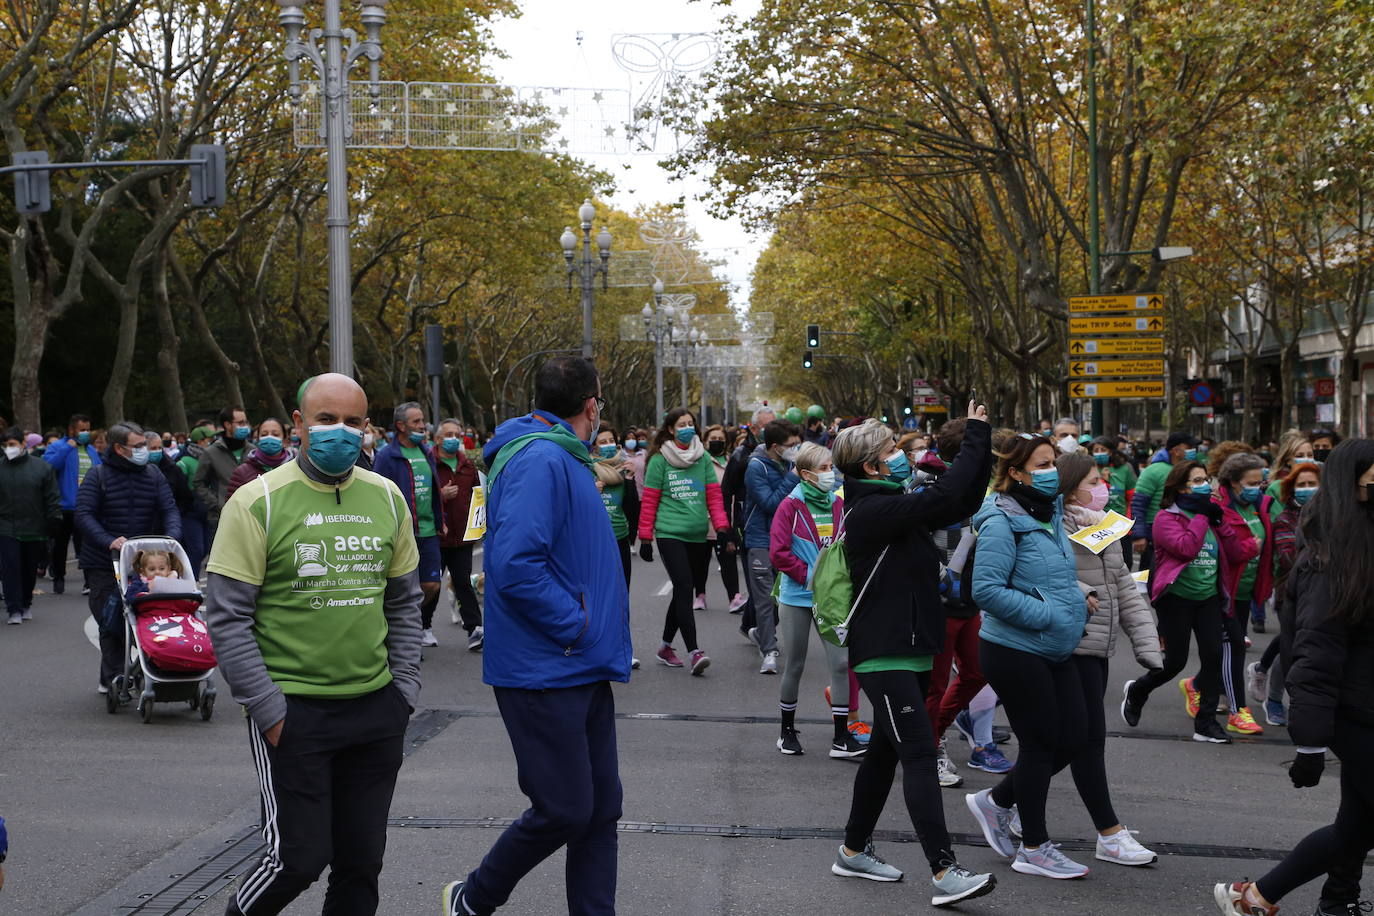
[6,359,1370,915]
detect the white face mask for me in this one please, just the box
[813,470,837,492]
[1057,434,1079,454]
[780,444,801,463]
[2,446,21,461]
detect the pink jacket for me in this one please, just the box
[1149,502,1259,612]
[768,487,845,588]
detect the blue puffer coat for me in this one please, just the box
[971,491,1088,662]
[479,410,632,690]
[742,444,798,549]
[75,451,181,571]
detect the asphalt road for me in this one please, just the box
[0,549,1353,916]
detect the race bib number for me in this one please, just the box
[1066,510,1132,555]
[816,521,834,547]
[464,486,486,542]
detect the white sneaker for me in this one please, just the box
[96,683,109,695]
[421,628,439,647]
[21,607,32,620]
[1095,827,1157,866]
[760,651,779,675]
[1246,662,1268,706]
[937,741,963,788]
[631,657,641,670]
[6,613,20,625]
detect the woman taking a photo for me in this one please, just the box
[1213,439,1374,916]
[828,406,996,907]
[768,442,863,759]
[964,435,1098,879]
[1120,460,1257,744]
[638,409,730,675]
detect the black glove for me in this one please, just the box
[1289,751,1325,788]
[1201,499,1225,525]
[639,541,654,562]
[1176,492,1223,524]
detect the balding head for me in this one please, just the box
[294,373,370,458]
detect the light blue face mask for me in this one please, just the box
[1190,482,1213,497]
[407,430,426,446]
[76,430,91,445]
[1239,485,1263,505]
[1184,448,1198,461]
[234,425,252,441]
[675,427,696,445]
[883,450,911,483]
[257,435,284,456]
[624,438,638,451]
[128,445,150,467]
[598,444,618,458]
[1294,486,1317,505]
[441,437,462,454]
[307,423,364,476]
[1029,467,1060,496]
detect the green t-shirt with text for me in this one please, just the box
[644,452,712,542]
[207,460,419,699]
[77,447,92,485]
[600,479,630,541]
[1235,501,1265,601]
[1106,462,1137,516]
[1169,514,1219,600]
[401,445,436,538]
[1134,461,1172,531]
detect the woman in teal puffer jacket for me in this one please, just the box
[965,433,1095,880]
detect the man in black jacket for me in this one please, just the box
[721,407,774,631]
[75,422,180,693]
[0,426,60,624]
[826,406,995,906]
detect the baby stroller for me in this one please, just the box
[107,536,218,724]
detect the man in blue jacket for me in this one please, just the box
[42,413,100,595]
[372,402,447,647]
[442,356,631,916]
[75,422,180,693]
[742,420,801,674]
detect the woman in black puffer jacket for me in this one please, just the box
[1212,438,1374,916]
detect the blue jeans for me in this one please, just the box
[464,681,621,915]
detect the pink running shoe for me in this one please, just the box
[690,649,711,675]
[728,593,748,613]
[692,593,706,611]
[656,645,684,668]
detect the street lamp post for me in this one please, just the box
[679,327,701,410]
[641,280,675,423]
[561,200,613,360]
[277,0,388,376]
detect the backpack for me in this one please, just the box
[810,523,888,647]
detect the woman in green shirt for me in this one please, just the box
[1089,437,1136,516]
[592,424,640,588]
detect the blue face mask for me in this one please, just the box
[147,449,164,464]
[1239,485,1262,505]
[76,430,91,445]
[1190,482,1213,497]
[883,450,911,483]
[129,446,150,467]
[1184,449,1198,461]
[257,435,284,456]
[307,423,364,476]
[1029,467,1060,496]
[675,427,696,445]
[441,437,462,454]
[406,430,426,446]
[1294,486,1317,505]
[624,438,638,451]
[598,444,618,458]
[234,425,251,441]
[1093,452,1110,466]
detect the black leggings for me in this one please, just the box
[1130,591,1223,725]
[982,640,1106,848]
[845,669,955,874]
[616,536,633,589]
[439,545,483,634]
[690,537,741,600]
[658,537,709,652]
[1257,721,1374,904]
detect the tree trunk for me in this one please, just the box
[9,223,50,430]
[170,250,244,408]
[102,283,140,423]
[152,245,189,433]
[1279,341,1298,431]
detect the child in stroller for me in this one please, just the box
[126,549,217,673]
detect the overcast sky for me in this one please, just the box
[488,0,764,308]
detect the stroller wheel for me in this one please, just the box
[139,697,154,724]
[200,692,215,722]
[105,686,118,714]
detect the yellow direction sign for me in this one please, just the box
[1068,337,1165,356]
[1068,314,1165,335]
[1069,380,1166,399]
[1069,357,1166,378]
[1069,294,1165,314]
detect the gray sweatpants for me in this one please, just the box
[778,602,849,708]
[747,548,779,654]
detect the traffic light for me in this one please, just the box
[902,398,913,415]
[805,324,820,348]
[189,144,226,208]
[802,350,814,370]
[12,151,51,214]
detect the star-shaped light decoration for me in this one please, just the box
[592,91,604,102]
[379,117,394,131]
[445,101,458,114]
[420,86,434,99]
[558,106,569,116]
[447,132,460,146]
[559,138,570,149]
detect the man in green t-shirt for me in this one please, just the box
[205,373,421,916]
[373,401,447,648]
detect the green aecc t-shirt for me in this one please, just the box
[400,445,437,538]
[207,461,419,699]
[1169,512,1219,600]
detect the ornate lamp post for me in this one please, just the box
[561,200,612,360]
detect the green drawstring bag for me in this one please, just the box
[810,524,888,647]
